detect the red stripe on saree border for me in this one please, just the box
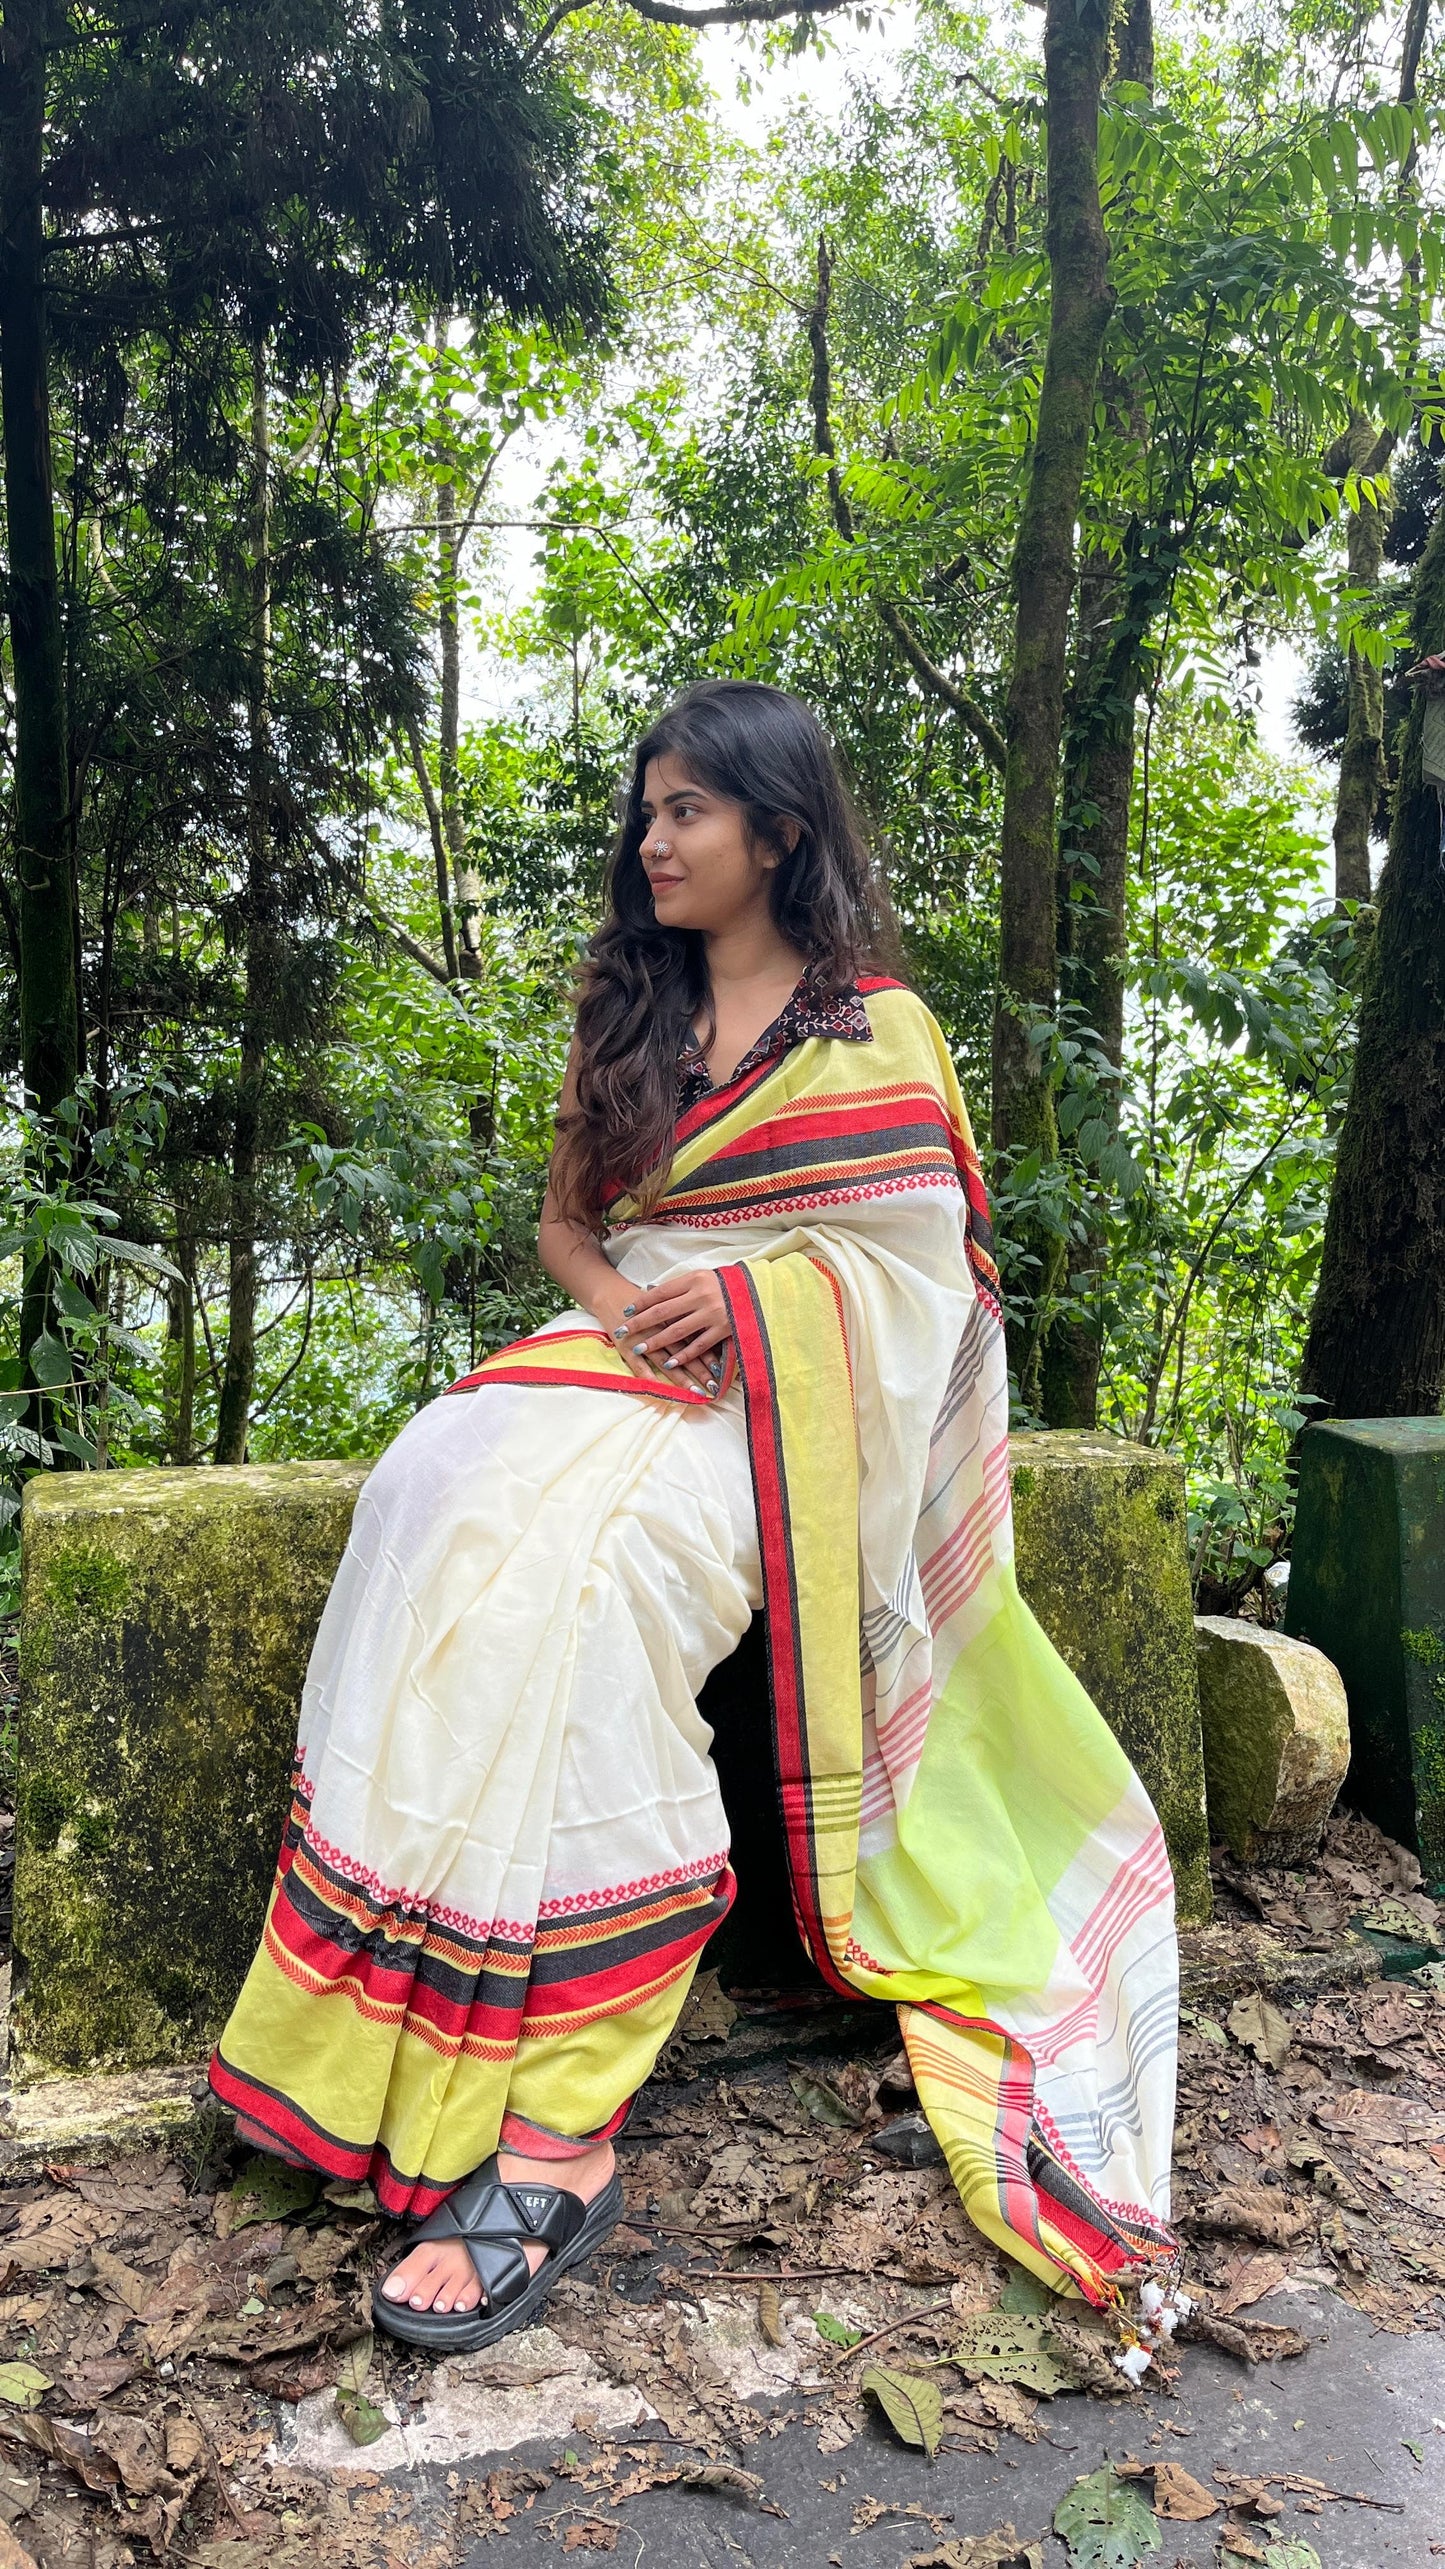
[718,1260,862,2004]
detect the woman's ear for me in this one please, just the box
[777,817,802,855]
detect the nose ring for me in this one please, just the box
[653,839,671,857]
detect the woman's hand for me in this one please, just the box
[610,1269,733,1397]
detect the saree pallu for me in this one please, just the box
[212,977,1179,2318]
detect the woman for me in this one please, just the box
[211,680,1181,2363]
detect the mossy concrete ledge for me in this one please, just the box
[1009,1431,1211,1924]
[17,1437,1211,2079]
[1286,1417,1445,1886]
[15,1462,370,2080]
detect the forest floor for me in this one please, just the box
[2,1761,1445,2566]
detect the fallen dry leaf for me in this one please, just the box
[1150,2460,1219,2520]
[1228,1991,1293,2070]
[1214,2252,1290,2315]
[87,2244,155,2317]
[1187,2310,1309,2364]
[1214,2471,1286,2517]
[1194,2184,1311,2248]
[904,2535,1043,2569]
[0,2527,40,2569]
[561,2523,618,2553]
[1313,2090,1445,2147]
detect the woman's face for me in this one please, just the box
[637,755,781,936]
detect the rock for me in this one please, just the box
[1009,1432,1211,1923]
[14,1462,369,2076]
[1194,1617,1350,1865]
[1287,1419,1445,1884]
[869,2111,945,2168]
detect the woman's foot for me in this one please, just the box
[379,2140,617,2315]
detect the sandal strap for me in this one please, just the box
[419,2155,589,2252]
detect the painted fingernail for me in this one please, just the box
[664,1356,678,1369]
[634,1341,648,1356]
[622,1303,637,1317]
[612,1324,629,1338]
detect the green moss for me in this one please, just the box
[45,1545,132,1620]
[22,1772,71,1853]
[14,1461,371,2076]
[1010,1432,1211,1924]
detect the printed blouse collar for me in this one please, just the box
[678,971,872,1103]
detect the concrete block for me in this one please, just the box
[1194,1617,1350,1865]
[1010,1431,1211,1924]
[1286,1417,1445,1886]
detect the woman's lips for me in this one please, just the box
[648,875,684,891]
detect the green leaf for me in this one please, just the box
[861,2362,943,2456]
[814,2311,863,2348]
[337,2390,389,2446]
[27,1332,72,1390]
[952,2310,1081,2396]
[0,2361,53,2411]
[1263,2548,1323,2569]
[1053,2466,1162,2567]
[50,1425,99,1464]
[996,2264,1055,2314]
[225,2156,323,2228]
[52,1276,97,1325]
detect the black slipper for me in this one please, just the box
[371,2154,624,2353]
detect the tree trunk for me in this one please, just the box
[215,344,272,1464]
[0,0,78,1126]
[1330,413,1393,908]
[1324,0,1429,906]
[1299,491,1445,1419]
[993,0,1117,1404]
[1040,551,1138,1426]
[2,0,82,1437]
[435,390,483,977]
[170,1232,197,1467]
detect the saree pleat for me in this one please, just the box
[213,976,1179,2317]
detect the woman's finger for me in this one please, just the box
[634,1312,730,1360]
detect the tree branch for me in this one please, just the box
[807,233,1006,775]
[402,712,463,979]
[360,895,455,986]
[529,0,854,61]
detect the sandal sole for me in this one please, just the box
[371,2172,625,2354]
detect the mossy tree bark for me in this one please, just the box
[1300,484,1445,1419]
[995,0,1117,1404]
[215,345,273,1465]
[0,0,79,1129]
[1042,555,1137,1428]
[1322,0,1429,907]
[1,0,84,1435]
[1328,415,1394,907]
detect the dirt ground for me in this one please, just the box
[2,1806,1445,2568]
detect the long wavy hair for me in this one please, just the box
[553,680,903,1224]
